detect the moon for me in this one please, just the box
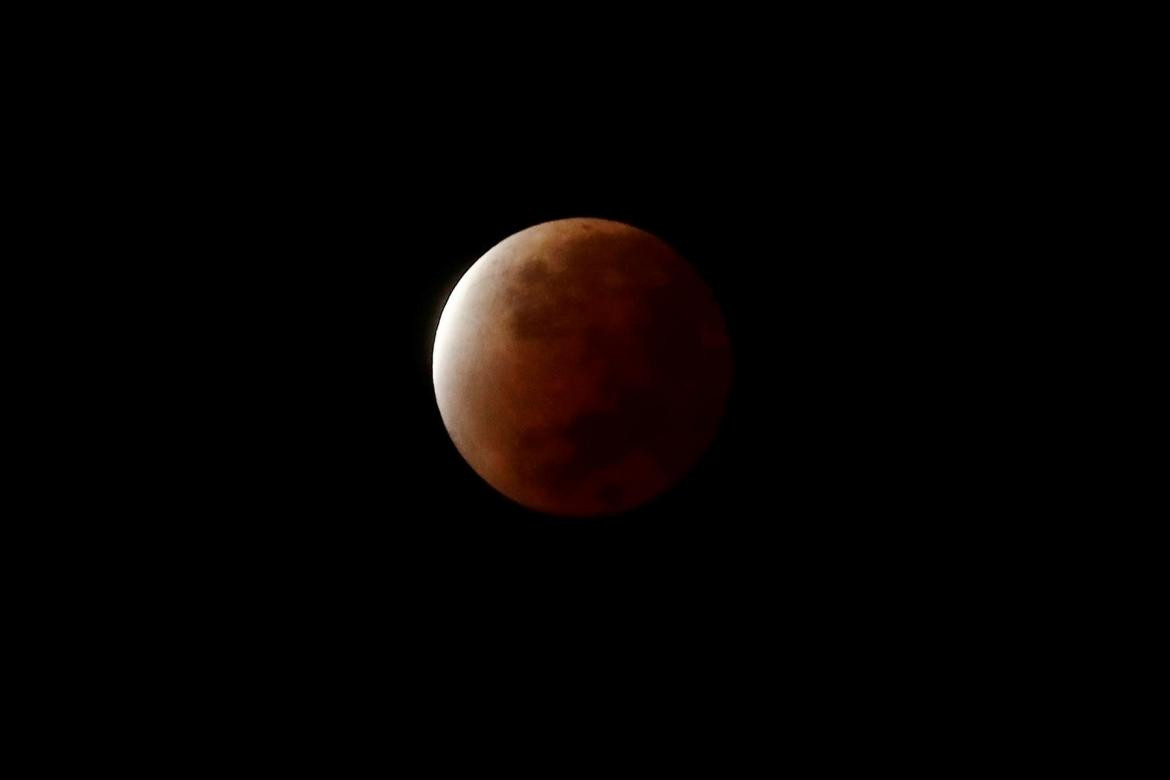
[433,218,732,516]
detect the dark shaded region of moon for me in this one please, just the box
[433,218,732,516]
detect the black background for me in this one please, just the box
[190,116,964,634]
[106,29,1002,732]
[13,10,1061,762]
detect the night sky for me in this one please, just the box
[164,70,983,716]
[220,138,946,616]
[64,15,1016,753]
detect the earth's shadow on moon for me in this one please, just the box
[430,215,734,522]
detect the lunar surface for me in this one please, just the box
[432,218,732,516]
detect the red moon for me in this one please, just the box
[432,218,732,516]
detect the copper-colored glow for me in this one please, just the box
[433,218,731,516]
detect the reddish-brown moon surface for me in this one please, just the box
[432,218,732,516]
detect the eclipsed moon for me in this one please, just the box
[432,218,732,516]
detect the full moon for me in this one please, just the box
[433,218,732,516]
